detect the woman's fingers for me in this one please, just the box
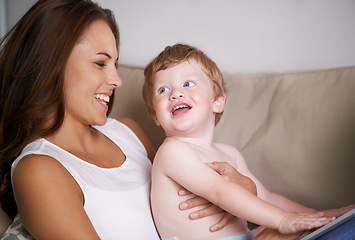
[209,213,235,232]
[178,195,210,211]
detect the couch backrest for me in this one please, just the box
[110,65,355,210]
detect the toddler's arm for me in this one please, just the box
[178,161,257,232]
[155,141,333,233]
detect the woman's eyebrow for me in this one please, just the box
[96,52,112,59]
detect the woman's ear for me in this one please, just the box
[213,93,226,113]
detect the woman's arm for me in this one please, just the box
[253,227,306,240]
[13,155,100,240]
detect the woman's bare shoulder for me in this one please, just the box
[14,154,69,177]
[13,154,82,197]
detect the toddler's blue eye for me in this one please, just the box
[158,87,169,94]
[183,81,195,87]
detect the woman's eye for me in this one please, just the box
[158,87,169,94]
[95,62,106,67]
[183,81,195,87]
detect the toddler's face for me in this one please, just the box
[151,60,225,137]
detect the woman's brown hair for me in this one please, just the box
[0,0,120,219]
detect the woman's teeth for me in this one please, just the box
[95,94,110,103]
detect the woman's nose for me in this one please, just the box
[108,69,122,89]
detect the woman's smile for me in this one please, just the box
[95,93,110,107]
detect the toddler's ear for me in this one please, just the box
[152,114,161,126]
[213,94,226,113]
[148,110,161,126]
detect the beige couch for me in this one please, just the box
[111,64,355,211]
[1,65,354,235]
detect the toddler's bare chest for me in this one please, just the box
[194,147,236,167]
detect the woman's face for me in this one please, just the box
[63,20,121,126]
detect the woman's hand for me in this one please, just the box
[207,162,257,196]
[321,205,355,218]
[178,188,235,232]
[178,162,257,232]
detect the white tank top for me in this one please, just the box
[11,118,160,240]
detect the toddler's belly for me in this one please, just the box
[154,203,250,240]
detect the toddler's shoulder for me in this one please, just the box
[155,138,200,163]
[214,142,241,155]
[160,137,194,151]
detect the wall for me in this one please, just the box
[97,0,355,73]
[5,0,355,73]
[5,0,36,30]
[0,0,7,37]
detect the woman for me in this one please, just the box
[0,0,255,239]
